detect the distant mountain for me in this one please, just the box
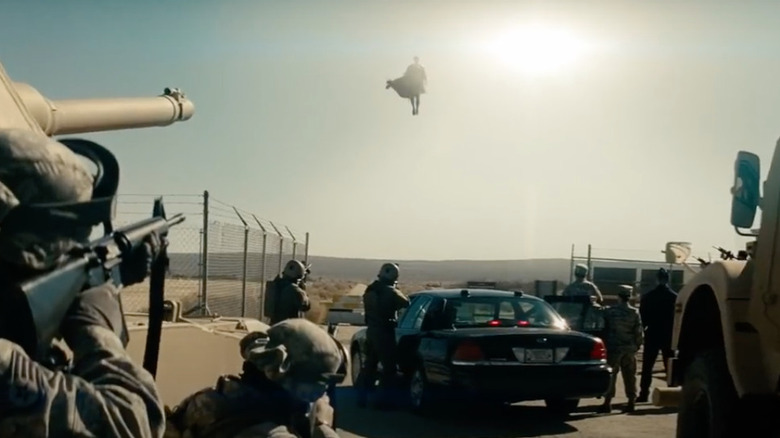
[166,252,572,284]
[304,255,572,283]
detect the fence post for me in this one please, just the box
[286,226,297,260]
[252,215,268,320]
[270,221,284,275]
[304,232,309,264]
[233,207,249,317]
[569,244,575,284]
[586,244,593,281]
[200,190,210,316]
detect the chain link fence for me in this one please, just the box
[567,244,702,302]
[109,191,308,320]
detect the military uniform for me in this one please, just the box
[0,129,164,437]
[270,278,311,325]
[562,264,604,304]
[165,319,344,438]
[600,286,643,413]
[356,263,410,408]
[0,323,164,437]
[561,279,604,303]
[638,269,677,401]
[270,261,312,325]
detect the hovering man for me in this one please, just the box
[355,262,410,409]
[0,129,164,437]
[405,56,427,115]
[269,259,312,325]
[599,285,644,414]
[562,263,604,304]
[164,318,344,438]
[637,267,678,403]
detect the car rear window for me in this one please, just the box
[447,296,565,329]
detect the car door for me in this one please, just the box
[395,295,431,375]
[417,297,451,385]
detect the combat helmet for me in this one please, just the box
[283,259,306,280]
[378,262,400,283]
[0,129,119,271]
[240,318,346,403]
[574,263,589,278]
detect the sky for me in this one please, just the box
[2,0,779,261]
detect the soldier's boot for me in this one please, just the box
[623,399,636,413]
[597,398,612,414]
[636,391,649,403]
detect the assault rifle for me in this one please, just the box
[2,198,184,378]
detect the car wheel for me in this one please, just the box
[409,365,433,415]
[677,349,740,438]
[544,398,580,415]
[350,347,362,384]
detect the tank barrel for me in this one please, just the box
[13,82,194,136]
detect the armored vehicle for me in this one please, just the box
[654,140,780,437]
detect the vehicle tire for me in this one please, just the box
[676,349,739,438]
[409,364,435,415]
[544,398,580,415]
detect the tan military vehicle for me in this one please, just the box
[1,60,348,427]
[0,58,250,404]
[654,139,780,437]
[0,58,240,402]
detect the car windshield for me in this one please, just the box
[445,296,567,329]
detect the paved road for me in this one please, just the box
[330,326,677,438]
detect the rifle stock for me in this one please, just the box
[4,209,185,360]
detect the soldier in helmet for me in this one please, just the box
[637,267,678,402]
[599,284,644,414]
[355,262,410,409]
[0,129,163,436]
[165,318,346,438]
[562,263,604,304]
[269,259,312,325]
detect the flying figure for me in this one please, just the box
[386,56,427,115]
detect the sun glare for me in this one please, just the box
[483,25,589,75]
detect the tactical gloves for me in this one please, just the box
[61,283,129,348]
[120,232,162,287]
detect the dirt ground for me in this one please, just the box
[331,325,677,438]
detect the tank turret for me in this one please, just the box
[0,59,194,135]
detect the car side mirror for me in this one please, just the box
[730,151,761,229]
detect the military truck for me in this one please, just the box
[653,140,780,437]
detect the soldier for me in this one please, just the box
[164,318,344,438]
[562,263,604,304]
[355,262,410,409]
[269,260,312,325]
[599,284,643,414]
[0,129,163,436]
[637,267,678,402]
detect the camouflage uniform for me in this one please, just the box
[0,129,164,437]
[600,286,643,413]
[356,263,410,408]
[0,324,164,437]
[561,279,604,304]
[270,261,311,325]
[165,319,344,438]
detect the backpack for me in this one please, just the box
[263,276,284,321]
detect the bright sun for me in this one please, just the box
[483,25,589,75]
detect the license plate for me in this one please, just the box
[524,348,553,363]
